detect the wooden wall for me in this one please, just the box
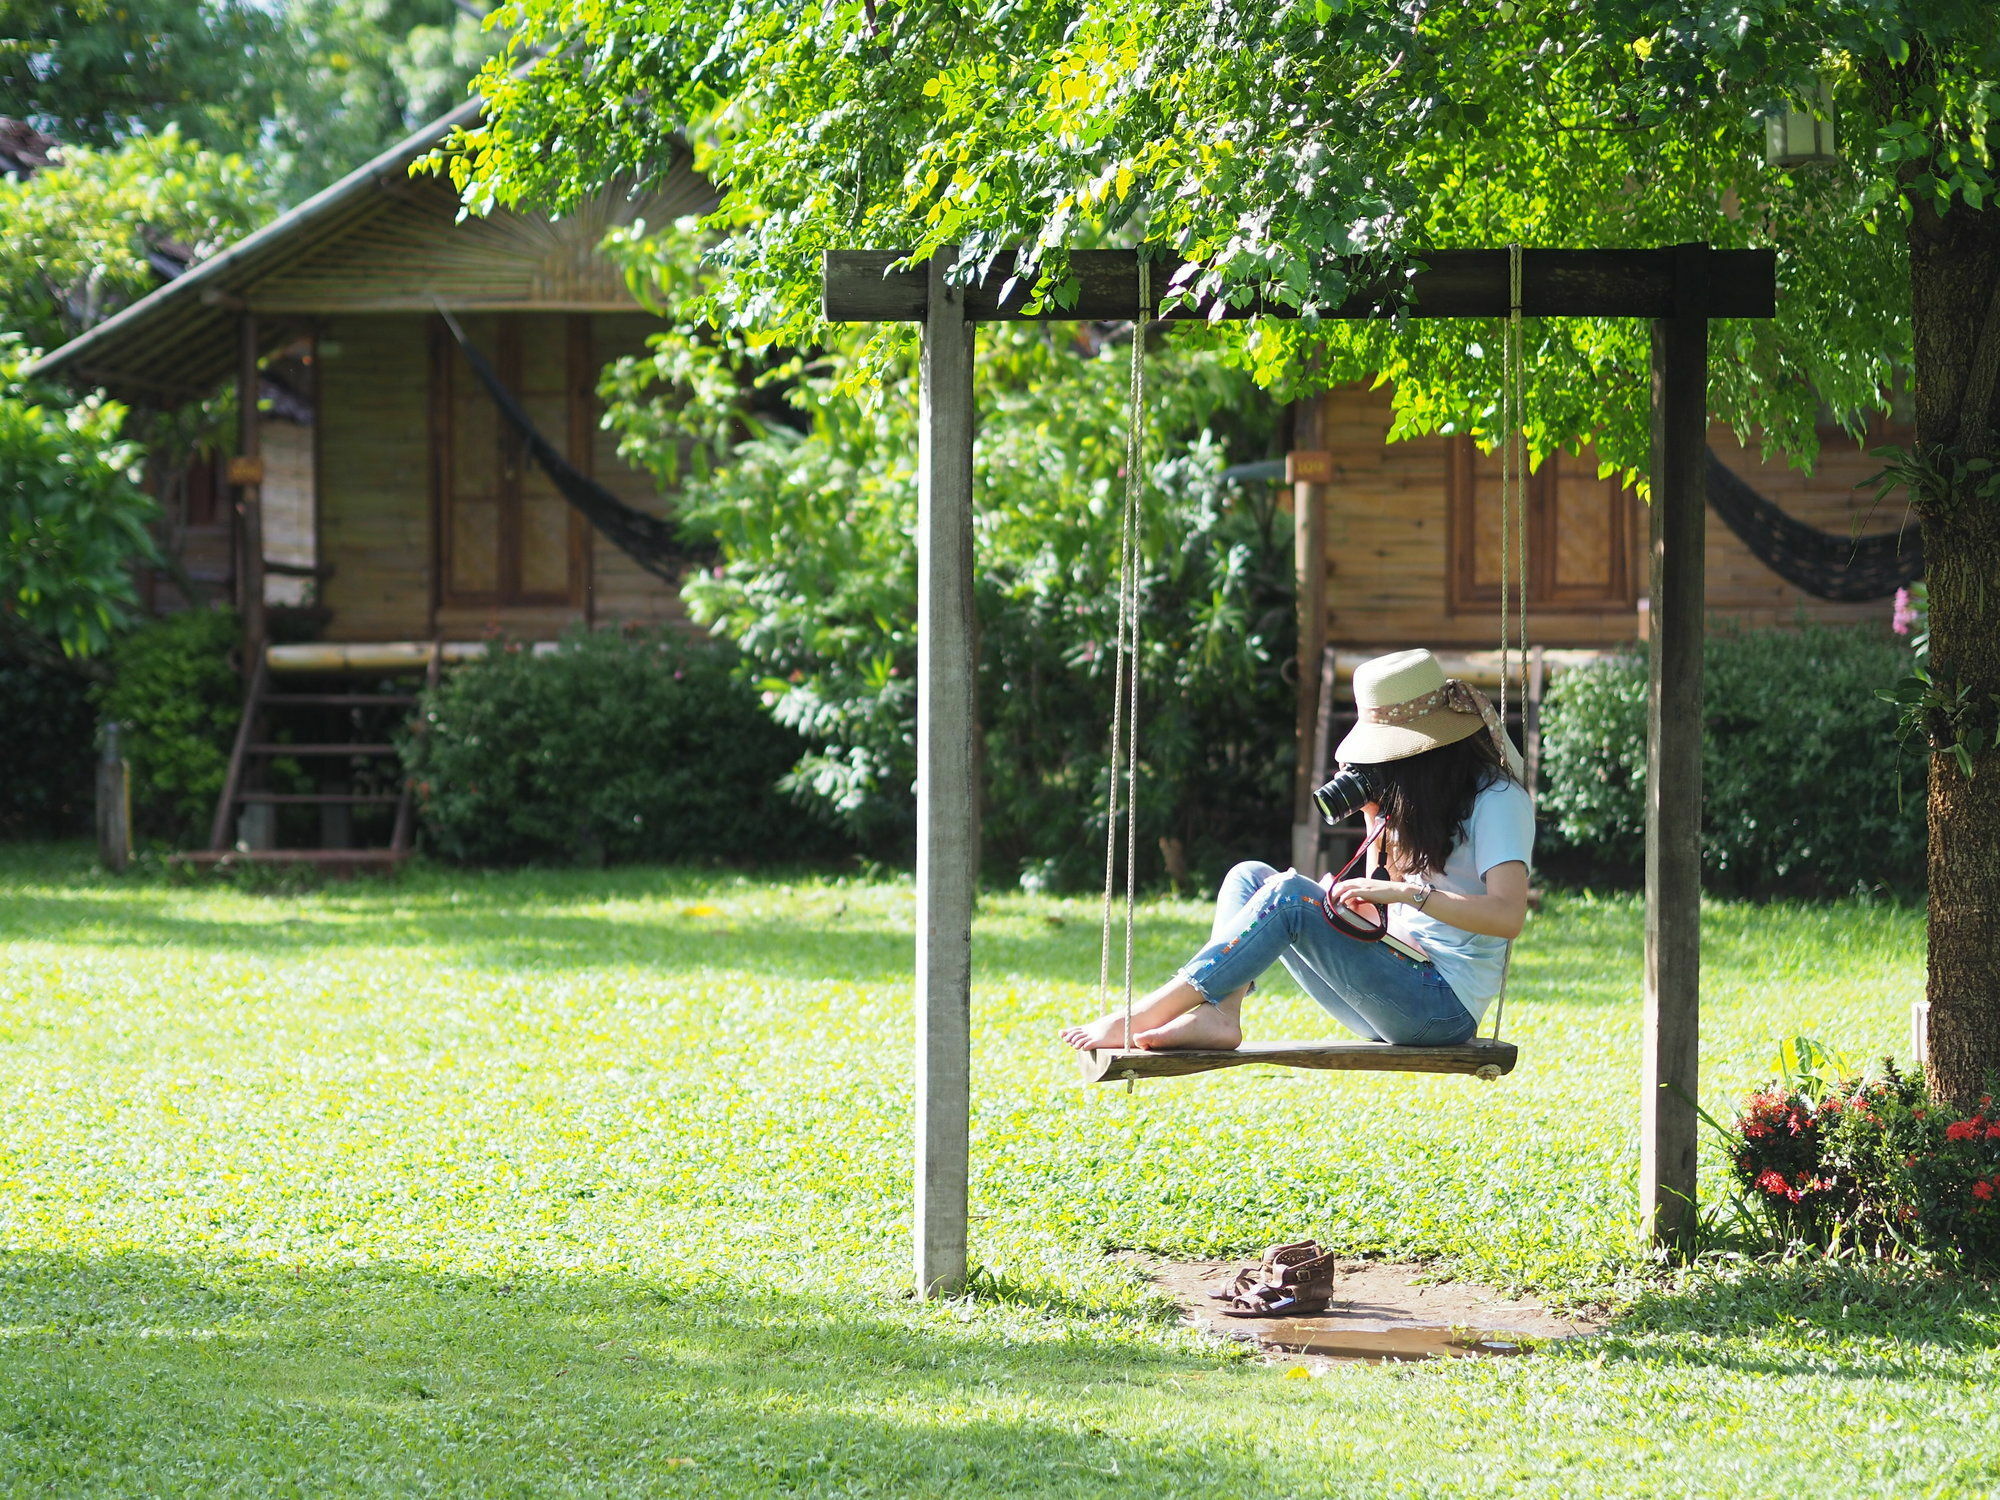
[1307,382,1903,653]
[317,315,434,639]
[316,311,690,641]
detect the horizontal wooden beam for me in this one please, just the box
[824,247,1776,324]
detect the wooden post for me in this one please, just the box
[236,313,267,663]
[1288,442,1332,873]
[913,250,976,1298]
[95,721,131,873]
[1642,242,1710,1252]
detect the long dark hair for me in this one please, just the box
[1363,731,1516,876]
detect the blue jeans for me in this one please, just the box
[1177,861,1477,1046]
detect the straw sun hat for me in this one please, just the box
[1334,648,1525,776]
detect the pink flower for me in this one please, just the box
[1892,587,1917,635]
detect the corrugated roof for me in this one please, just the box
[28,97,701,404]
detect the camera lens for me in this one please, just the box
[1312,765,1379,825]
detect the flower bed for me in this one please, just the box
[1729,1052,2000,1267]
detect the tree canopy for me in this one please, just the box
[0,129,269,352]
[445,1,1990,478]
[0,0,502,204]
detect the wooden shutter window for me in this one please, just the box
[433,313,588,610]
[1446,435,1638,613]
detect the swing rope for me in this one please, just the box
[1488,244,1527,1046]
[1100,259,1151,1049]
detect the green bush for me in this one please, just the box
[0,655,96,837]
[2,349,160,661]
[403,628,817,866]
[94,608,243,847]
[1538,625,1925,895]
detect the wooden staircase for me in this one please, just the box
[180,647,441,872]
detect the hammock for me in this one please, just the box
[1705,449,1922,602]
[438,312,705,585]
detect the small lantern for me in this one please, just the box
[1764,82,1838,168]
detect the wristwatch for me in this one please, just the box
[1408,876,1434,910]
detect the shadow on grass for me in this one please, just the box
[1,845,1667,1001]
[1601,1259,2000,1376]
[0,1249,1271,1496]
[0,893,1215,990]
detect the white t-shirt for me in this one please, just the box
[1385,776,1535,1017]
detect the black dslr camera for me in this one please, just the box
[1312,764,1381,825]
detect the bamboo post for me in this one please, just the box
[913,249,976,1298]
[1289,440,1332,873]
[1642,242,1710,1252]
[235,313,268,663]
[96,721,131,873]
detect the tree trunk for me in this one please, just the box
[1907,188,2000,1109]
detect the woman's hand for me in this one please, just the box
[1328,863,1530,939]
[1326,877,1420,911]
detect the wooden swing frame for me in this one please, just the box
[822,242,1777,1293]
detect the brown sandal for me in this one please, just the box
[1207,1240,1321,1301]
[1217,1249,1344,1318]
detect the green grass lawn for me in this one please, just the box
[2,842,1995,1497]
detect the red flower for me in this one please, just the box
[1754,1169,1788,1195]
[1974,1181,1995,1202]
[1744,1121,1768,1139]
[1986,1125,2000,1141]
[1947,1121,1978,1142]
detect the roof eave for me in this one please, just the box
[24,94,488,390]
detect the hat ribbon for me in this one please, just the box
[1357,678,1511,763]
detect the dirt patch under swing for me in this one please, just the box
[1136,1255,1603,1366]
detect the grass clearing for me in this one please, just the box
[3,842,1996,1496]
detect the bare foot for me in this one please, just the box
[1059,1011,1146,1052]
[1060,979,1207,1051]
[1134,1002,1243,1051]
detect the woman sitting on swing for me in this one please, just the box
[1061,649,1533,1055]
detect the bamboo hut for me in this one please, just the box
[31,99,712,865]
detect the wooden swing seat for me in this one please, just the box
[1079,1037,1517,1084]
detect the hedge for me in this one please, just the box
[403,627,826,866]
[1537,625,1925,895]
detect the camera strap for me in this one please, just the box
[1318,821,1391,943]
